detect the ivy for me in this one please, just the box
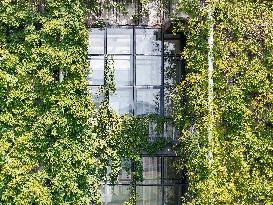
[0,1,177,204]
[173,0,273,204]
[3,0,271,204]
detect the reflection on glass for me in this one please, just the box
[164,40,181,55]
[107,28,133,54]
[88,56,104,85]
[136,88,160,115]
[164,87,172,116]
[164,185,183,205]
[102,185,130,204]
[89,86,104,108]
[109,88,133,114]
[142,157,161,184]
[136,29,162,55]
[163,123,179,140]
[148,121,162,141]
[136,56,161,85]
[88,28,104,54]
[136,186,162,205]
[163,157,183,182]
[164,57,182,86]
[118,160,131,183]
[113,56,133,86]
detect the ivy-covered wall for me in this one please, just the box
[173,0,273,204]
[0,1,170,204]
[0,1,106,204]
[1,0,272,204]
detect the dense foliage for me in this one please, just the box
[0,1,169,204]
[1,0,272,204]
[0,1,105,204]
[173,0,273,204]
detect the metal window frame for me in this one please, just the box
[103,156,187,205]
[88,26,186,205]
[88,25,184,117]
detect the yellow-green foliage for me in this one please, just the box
[0,0,106,204]
[0,2,170,204]
[173,0,273,204]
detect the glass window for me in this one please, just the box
[136,56,161,86]
[136,186,162,205]
[136,29,162,55]
[164,40,181,55]
[163,157,184,183]
[141,157,161,184]
[89,27,186,204]
[163,123,179,140]
[102,185,130,205]
[88,27,183,115]
[113,55,133,86]
[163,86,172,116]
[136,88,160,115]
[88,56,104,85]
[107,28,133,54]
[88,27,184,118]
[109,88,133,114]
[118,160,131,183]
[103,156,185,205]
[88,28,104,54]
[164,185,183,205]
[148,121,163,141]
[89,86,104,108]
[164,57,182,86]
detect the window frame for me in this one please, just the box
[88,26,187,205]
[101,155,187,205]
[88,25,184,117]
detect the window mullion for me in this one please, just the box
[104,28,109,101]
[161,27,164,116]
[161,156,164,205]
[133,26,136,116]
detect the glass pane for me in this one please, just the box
[164,185,183,205]
[164,39,181,55]
[118,160,131,184]
[136,186,162,205]
[148,121,163,141]
[88,28,104,54]
[164,87,172,116]
[136,29,162,55]
[163,157,184,182]
[136,56,161,86]
[107,28,133,54]
[113,56,133,86]
[164,57,182,86]
[142,157,161,184]
[102,185,130,205]
[88,56,104,85]
[89,86,104,108]
[163,123,179,140]
[136,88,160,115]
[109,88,133,114]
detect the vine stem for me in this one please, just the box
[207,1,214,204]
[207,0,214,198]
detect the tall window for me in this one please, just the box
[88,26,186,205]
[88,26,183,116]
[101,156,186,205]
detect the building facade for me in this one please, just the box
[87,1,187,204]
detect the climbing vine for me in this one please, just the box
[3,0,271,204]
[0,1,174,204]
[173,0,273,204]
